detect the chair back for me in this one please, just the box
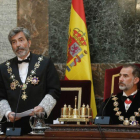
[52,80,91,120]
[104,64,140,101]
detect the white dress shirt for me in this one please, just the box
[17,53,30,83]
[123,90,137,111]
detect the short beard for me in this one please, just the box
[119,85,127,91]
[14,46,29,58]
[119,79,134,91]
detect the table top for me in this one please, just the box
[0,125,140,140]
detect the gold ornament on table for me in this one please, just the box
[6,56,44,101]
[68,105,73,118]
[80,104,87,118]
[61,104,68,118]
[73,96,79,118]
[87,104,92,118]
[59,96,93,124]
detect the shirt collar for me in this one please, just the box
[123,90,137,97]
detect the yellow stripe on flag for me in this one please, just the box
[65,0,97,118]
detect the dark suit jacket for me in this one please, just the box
[0,53,61,134]
[98,90,140,124]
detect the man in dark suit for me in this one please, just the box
[0,27,61,134]
[98,64,140,125]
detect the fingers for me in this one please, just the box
[29,112,35,116]
[14,117,21,121]
[34,106,44,113]
[8,112,21,122]
[8,112,14,122]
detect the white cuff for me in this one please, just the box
[5,111,11,122]
[39,94,56,118]
[0,100,11,121]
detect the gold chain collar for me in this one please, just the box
[6,56,44,101]
[112,95,140,125]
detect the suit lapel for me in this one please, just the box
[11,57,22,84]
[117,93,126,116]
[126,91,140,115]
[26,53,38,78]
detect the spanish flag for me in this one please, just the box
[65,0,97,118]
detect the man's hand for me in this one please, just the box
[34,106,44,113]
[29,106,44,116]
[8,112,21,122]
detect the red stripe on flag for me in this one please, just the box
[72,0,86,25]
[64,76,69,80]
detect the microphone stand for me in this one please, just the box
[101,93,114,119]
[95,93,114,125]
[95,94,115,140]
[6,90,22,136]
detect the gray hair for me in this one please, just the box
[122,64,140,79]
[8,27,31,44]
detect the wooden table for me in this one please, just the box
[0,135,46,140]
[45,124,140,140]
[1,124,140,140]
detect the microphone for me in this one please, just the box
[94,93,114,124]
[6,89,22,136]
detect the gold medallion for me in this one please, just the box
[38,56,43,61]
[112,95,116,97]
[130,116,136,121]
[134,112,140,117]
[31,70,36,75]
[35,63,40,68]
[10,82,16,90]
[119,116,124,121]
[10,74,15,79]
[22,84,27,90]
[21,91,28,101]
[6,61,10,66]
[113,101,119,107]
[114,107,119,111]
[112,97,118,101]
[31,76,40,85]
[26,76,31,83]
[123,118,130,125]
[115,111,121,116]
[7,67,12,73]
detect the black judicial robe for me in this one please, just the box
[98,90,140,124]
[0,53,61,134]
